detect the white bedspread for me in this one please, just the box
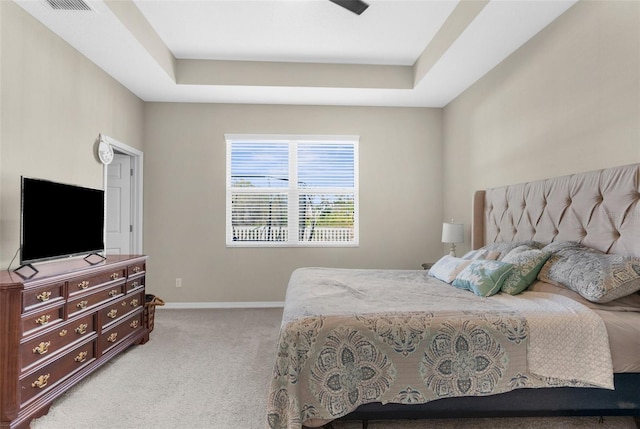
[491,292,613,387]
[267,268,613,429]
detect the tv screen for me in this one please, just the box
[20,177,105,264]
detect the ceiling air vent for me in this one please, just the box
[45,0,93,11]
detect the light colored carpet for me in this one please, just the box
[30,308,636,429]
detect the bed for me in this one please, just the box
[266,163,640,429]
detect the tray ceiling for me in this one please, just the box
[15,0,577,107]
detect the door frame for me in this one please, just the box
[102,135,144,255]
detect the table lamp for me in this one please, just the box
[442,221,464,257]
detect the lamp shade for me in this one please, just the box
[442,222,464,244]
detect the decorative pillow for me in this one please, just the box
[505,244,541,256]
[541,241,600,255]
[428,256,472,283]
[538,243,640,303]
[500,249,552,295]
[482,241,544,260]
[461,249,500,261]
[452,260,514,297]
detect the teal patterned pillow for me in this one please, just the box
[452,260,514,297]
[500,249,552,295]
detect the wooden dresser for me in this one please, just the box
[0,255,149,429]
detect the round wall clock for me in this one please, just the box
[98,139,114,165]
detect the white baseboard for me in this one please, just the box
[159,301,284,310]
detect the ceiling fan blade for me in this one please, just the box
[329,0,369,15]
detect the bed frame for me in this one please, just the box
[338,163,640,428]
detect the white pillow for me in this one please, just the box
[428,255,472,283]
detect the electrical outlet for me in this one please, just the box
[175,278,182,288]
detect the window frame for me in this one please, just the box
[225,134,359,248]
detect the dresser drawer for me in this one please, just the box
[126,276,144,293]
[127,261,146,278]
[20,313,96,372]
[67,284,126,318]
[99,291,144,328]
[19,339,96,406]
[99,310,143,355]
[23,282,65,312]
[68,268,126,297]
[22,304,65,338]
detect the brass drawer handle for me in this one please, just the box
[74,351,88,363]
[75,323,88,335]
[31,374,50,389]
[130,282,139,288]
[33,341,51,355]
[59,329,68,337]
[107,309,118,319]
[76,300,88,310]
[130,299,139,307]
[110,272,120,280]
[36,291,52,302]
[133,266,141,273]
[107,332,118,343]
[108,289,119,297]
[78,280,90,289]
[35,315,50,326]
[130,320,139,329]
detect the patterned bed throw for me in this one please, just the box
[267,268,613,429]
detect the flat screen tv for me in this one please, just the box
[20,177,105,265]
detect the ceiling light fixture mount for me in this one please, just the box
[328,0,369,16]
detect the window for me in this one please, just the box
[226,135,359,247]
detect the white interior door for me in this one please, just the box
[106,153,132,255]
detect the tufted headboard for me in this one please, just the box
[472,163,640,257]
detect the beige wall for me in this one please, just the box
[0,2,144,266]
[143,103,443,302]
[443,0,640,254]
